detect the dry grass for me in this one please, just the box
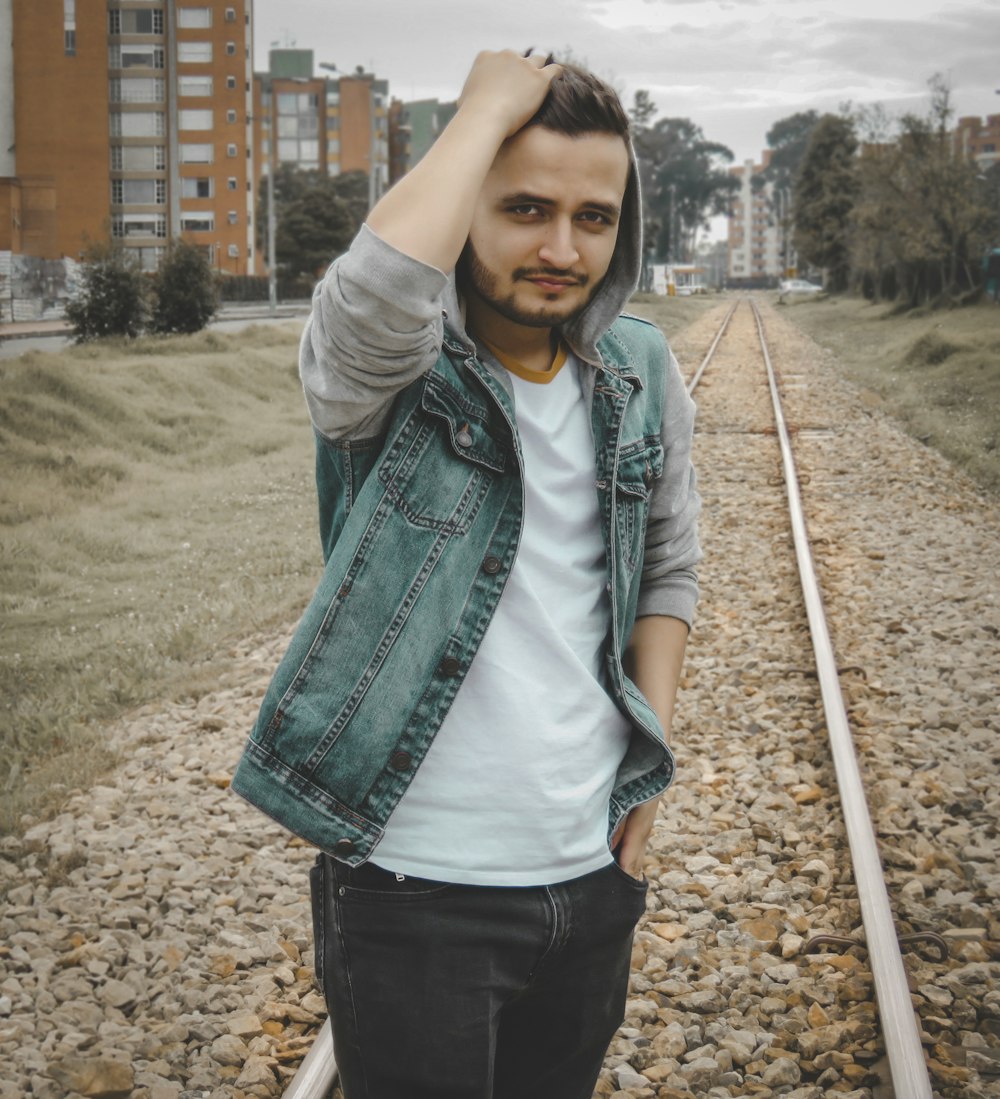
[1,323,320,834]
[775,293,1000,495]
[628,291,724,340]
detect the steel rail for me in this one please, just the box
[745,299,933,1098]
[686,299,739,397]
[282,1017,337,1098]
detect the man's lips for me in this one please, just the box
[522,275,583,291]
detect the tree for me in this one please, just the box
[630,94,738,263]
[793,114,859,291]
[848,76,998,305]
[754,111,820,274]
[65,240,148,341]
[150,239,218,334]
[258,166,367,279]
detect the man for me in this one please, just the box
[233,50,700,1099]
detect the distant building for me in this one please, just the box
[0,0,257,276]
[251,48,390,272]
[398,98,458,170]
[726,154,788,287]
[953,115,1000,171]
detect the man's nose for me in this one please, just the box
[537,220,580,269]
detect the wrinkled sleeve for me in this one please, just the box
[637,344,702,626]
[299,223,451,441]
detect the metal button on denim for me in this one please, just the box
[482,555,502,574]
[456,429,473,448]
[438,656,461,676]
[334,838,355,857]
[389,750,412,771]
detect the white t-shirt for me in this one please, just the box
[372,349,632,885]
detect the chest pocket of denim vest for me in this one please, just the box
[377,376,508,533]
[615,439,664,571]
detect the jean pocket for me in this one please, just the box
[608,858,651,893]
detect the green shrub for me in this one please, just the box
[65,241,148,341]
[150,240,218,334]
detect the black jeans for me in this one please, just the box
[310,855,649,1099]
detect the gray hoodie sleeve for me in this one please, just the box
[299,223,451,441]
[636,345,702,626]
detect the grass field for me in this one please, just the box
[2,291,995,834]
[772,293,1000,496]
[0,324,321,833]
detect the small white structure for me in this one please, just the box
[649,264,706,296]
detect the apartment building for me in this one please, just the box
[726,155,787,286]
[398,98,458,170]
[0,0,255,275]
[953,114,1000,171]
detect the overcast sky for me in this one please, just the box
[255,0,999,167]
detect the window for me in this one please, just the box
[110,111,166,137]
[226,76,237,90]
[111,44,165,69]
[112,179,164,205]
[110,77,165,103]
[177,41,212,63]
[112,213,167,238]
[109,9,163,35]
[112,144,166,170]
[132,245,165,271]
[181,177,213,198]
[227,210,238,225]
[177,7,211,28]
[228,243,240,257]
[226,143,238,157]
[64,0,77,54]
[179,109,213,130]
[180,143,214,163]
[225,7,236,22]
[227,177,238,190]
[180,213,215,232]
[226,109,237,123]
[179,75,213,97]
[226,42,236,56]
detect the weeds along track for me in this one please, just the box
[1,299,998,1099]
[596,298,999,1099]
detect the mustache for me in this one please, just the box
[513,267,589,286]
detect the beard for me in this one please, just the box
[458,242,600,329]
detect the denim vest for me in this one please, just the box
[231,314,676,864]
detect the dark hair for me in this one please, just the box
[527,61,630,140]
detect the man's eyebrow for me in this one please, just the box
[499,192,622,218]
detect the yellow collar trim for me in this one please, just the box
[479,336,569,385]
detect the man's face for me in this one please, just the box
[460,125,630,332]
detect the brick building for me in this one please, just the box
[0,0,257,275]
[953,115,1000,171]
[251,49,390,273]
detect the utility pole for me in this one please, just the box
[267,104,277,314]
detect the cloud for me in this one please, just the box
[254,0,1000,163]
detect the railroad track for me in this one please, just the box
[285,296,999,1098]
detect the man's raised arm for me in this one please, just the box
[366,50,562,273]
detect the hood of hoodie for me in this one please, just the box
[442,134,643,367]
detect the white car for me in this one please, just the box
[779,278,823,295]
